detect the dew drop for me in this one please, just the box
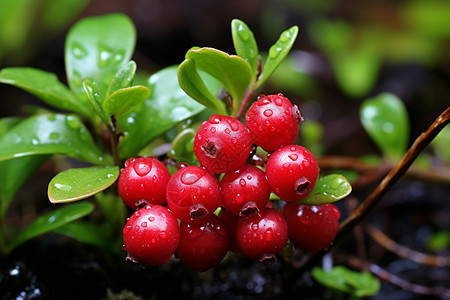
[239,179,246,186]
[264,120,271,127]
[159,231,167,239]
[263,109,273,117]
[31,138,39,145]
[47,115,56,121]
[181,172,200,185]
[224,128,231,134]
[134,225,140,231]
[280,30,292,43]
[141,222,147,228]
[251,223,258,231]
[274,97,283,106]
[49,132,60,140]
[71,42,87,59]
[231,137,237,144]
[133,163,151,177]
[148,216,155,222]
[65,115,80,130]
[288,154,298,161]
[247,175,252,180]
[269,46,282,59]
[290,146,297,152]
[264,229,273,241]
[237,24,249,41]
[210,127,216,133]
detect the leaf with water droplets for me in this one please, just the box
[65,14,136,105]
[256,25,298,89]
[11,202,94,250]
[103,85,150,118]
[231,19,259,81]
[83,79,110,125]
[0,114,111,165]
[168,128,199,167]
[360,93,409,161]
[106,60,137,96]
[118,65,222,159]
[0,67,92,117]
[299,174,352,205]
[48,166,119,203]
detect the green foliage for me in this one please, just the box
[299,174,352,205]
[426,230,450,252]
[312,266,380,298]
[360,93,409,161]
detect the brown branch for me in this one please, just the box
[340,254,450,299]
[365,224,450,267]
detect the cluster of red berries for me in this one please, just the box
[118,94,340,272]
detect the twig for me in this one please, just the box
[340,254,450,299]
[365,224,450,267]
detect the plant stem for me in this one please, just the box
[109,116,121,167]
[235,89,255,119]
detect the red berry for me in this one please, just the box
[123,204,180,266]
[245,94,303,151]
[166,165,221,224]
[194,114,252,174]
[220,164,271,216]
[235,208,288,261]
[217,208,240,253]
[282,203,340,252]
[176,215,229,272]
[266,145,319,201]
[118,157,171,209]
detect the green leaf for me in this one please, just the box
[299,174,352,205]
[103,85,150,118]
[185,47,253,115]
[257,25,298,89]
[360,93,409,161]
[48,166,119,203]
[312,266,380,297]
[106,60,137,96]
[0,67,92,117]
[53,221,116,250]
[11,202,94,250]
[231,19,259,80]
[178,59,227,115]
[426,230,450,252]
[118,65,222,159]
[0,113,111,165]
[65,14,136,104]
[167,128,199,166]
[83,79,110,125]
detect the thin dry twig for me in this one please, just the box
[365,224,450,267]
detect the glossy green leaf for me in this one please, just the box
[299,174,352,205]
[83,79,110,125]
[185,47,253,114]
[178,59,227,115]
[118,65,222,159]
[0,114,111,165]
[11,202,94,250]
[360,93,409,161]
[103,85,150,118]
[257,25,298,89]
[48,166,119,203]
[312,266,380,297]
[65,14,136,104]
[106,60,137,96]
[0,67,92,117]
[167,128,199,166]
[231,19,259,79]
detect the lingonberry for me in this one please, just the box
[217,208,240,253]
[176,215,229,272]
[245,94,303,151]
[118,156,171,209]
[235,208,288,261]
[166,165,221,224]
[220,164,271,216]
[282,203,340,252]
[266,145,319,201]
[194,114,252,174]
[123,204,180,266]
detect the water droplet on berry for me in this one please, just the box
[148,216,155,222]
[210,127,216,133]
[282,163,289,168]
[225,128,231,134]
[245,115,250,121]
[210,117,220,124]
[284,109,291,116]
[274,97,283,106]
[264,120,271,127]
[134,225,140,231]
[247,175,252,180]
[258,99,271,106]
[290,146,297,152]
[239,179,246,186]
[263,109,273,117]
[152,175,158,183]
[252,223,259,231]
[288,154,298,161]
[159,231,167,239]
[141,222,147,227]
[181,172,200,185]
[231,137,237,144]
[257,94,265,100]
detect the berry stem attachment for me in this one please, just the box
[235,88,255,119]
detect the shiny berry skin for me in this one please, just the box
[245,94,303,151]
[282,203,340,252]
[217,208,240,253]
[266,145,319,201]
[176,215,229,272]
[166,166,221,224]
[194,114,253,174]
[123,204,180,266]
[220,164,271,216]
[235,208,288,261]
[118,157,171,209]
